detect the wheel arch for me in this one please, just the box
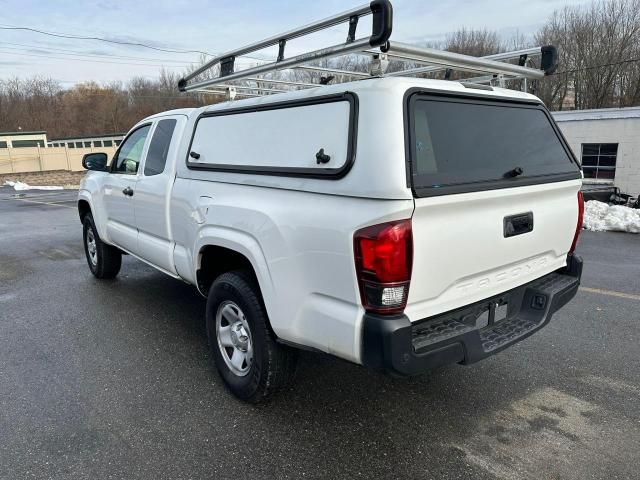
[78,198,91,222]
[193,230,276,322]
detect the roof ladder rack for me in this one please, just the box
[178,0,558,96]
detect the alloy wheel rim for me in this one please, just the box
[216,301,253,376]
[86,229,98,266]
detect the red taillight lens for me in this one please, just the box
[569,191,584,253]
[354,219,413,314]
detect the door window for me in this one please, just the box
[112,125,151,174]
[144,119,177,176]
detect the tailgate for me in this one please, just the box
[403,91,582,322]
[405,180,581,321]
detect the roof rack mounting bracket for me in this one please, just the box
[277,39,286,62]
[347,15,359,43]
[518,54,528,67]
[541,45,558,75]
[369,53,389,76]
[220,56,235,77]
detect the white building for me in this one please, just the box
[552,107,640,195]
[0,131,47,148]
[48,133,125,149]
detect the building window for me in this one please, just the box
[0,141,7,148]
[115,139,122,146]
[93,140,102,147]
[12,139,44,148]
[84,141,91,147]
[75,142,83,148]
[581,143,618,180]
[103,140,113,147]
[68,143,75,149]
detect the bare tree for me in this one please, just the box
[536,0,640,110]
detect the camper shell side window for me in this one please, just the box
[186,92,358,179]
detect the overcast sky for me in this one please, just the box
[0,0,586,87]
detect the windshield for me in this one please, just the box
[408,95,580,196]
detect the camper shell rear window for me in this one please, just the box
[405,92,581,197]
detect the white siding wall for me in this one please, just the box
[0,133,48,147]
[555,118,640,195]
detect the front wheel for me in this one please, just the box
[206,271,298,403]
[83,213,122,279]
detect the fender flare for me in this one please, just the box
[77,190,109,241]
[193,226,277,321]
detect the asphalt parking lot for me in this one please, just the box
[1,187,639,480]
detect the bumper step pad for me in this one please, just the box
[411,270,581,357]
[361,255,583,376]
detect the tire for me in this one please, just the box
[206,270,298,403]
[82,213,122,279]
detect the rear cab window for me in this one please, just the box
[406,92,581,197]
[144,119,177,176]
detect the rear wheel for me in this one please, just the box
[206,270,298,403]
[82,213,121,279]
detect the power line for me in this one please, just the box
[551,57,640,76]
[0,24,273,63]
[0,24,212,56]
[0,48,192,68]
[1,41,199,64]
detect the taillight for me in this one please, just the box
[569,191,584,254]
[354,219,413,314]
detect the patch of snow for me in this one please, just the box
[3,180,63,191]
[583,200,640,234]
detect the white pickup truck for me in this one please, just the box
[78,5,584,403]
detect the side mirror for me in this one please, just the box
[82,152,108,171]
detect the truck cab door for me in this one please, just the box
[133,116,183,274]
[102,124,152,254]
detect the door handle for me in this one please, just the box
[122,187,134,197]
[503,212,533,237]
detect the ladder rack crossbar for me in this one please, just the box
[383,42,545,79]
[385,46,544,77]
[244,77,319,88]
[193,88,279,98]
[294,65,370,78]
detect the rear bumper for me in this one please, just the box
[361,254,583,376]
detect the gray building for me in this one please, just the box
[552,107,640,196]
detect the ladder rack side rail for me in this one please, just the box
[193,89,266,98]
[244,77,319,88]
[179,0,393,91]
[181,38,372,92]
[181,4,371,83]
[384,42,545,79]
[384,46,544,77]
[199,84,288,93]
[294,65,370,78]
